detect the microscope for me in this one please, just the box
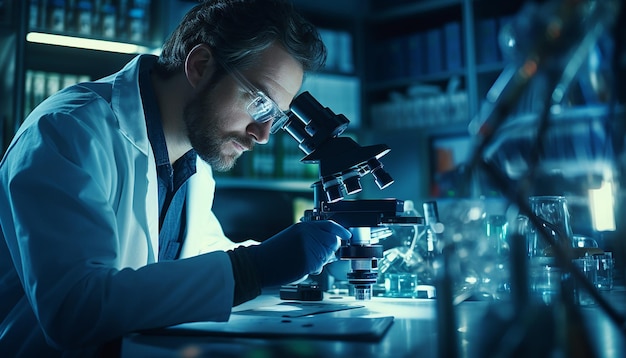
[277,91,422,300]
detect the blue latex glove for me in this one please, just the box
[248,220,351,287]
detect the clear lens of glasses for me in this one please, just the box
[247,92,287,123]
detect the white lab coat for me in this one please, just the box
[0,55,250,356]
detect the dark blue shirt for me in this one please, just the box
[139,57,197,261]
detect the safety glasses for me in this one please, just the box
[216,58,289,134]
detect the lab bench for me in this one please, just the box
[122,287,626,358]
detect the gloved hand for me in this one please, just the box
[246,220,351,287]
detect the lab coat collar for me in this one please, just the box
[104,54,158,156]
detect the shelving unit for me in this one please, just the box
[361,0,526,129]
[1,0,169,153]
[354,0,532,202]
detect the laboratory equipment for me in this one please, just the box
[466,0,625,356]
[279,91,394,202]
[276,91,422,300]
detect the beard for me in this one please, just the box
[183,80,254,172]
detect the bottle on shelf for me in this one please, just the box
[76,0,94,36]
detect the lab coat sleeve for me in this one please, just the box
[0,106,234,349]
[179,159,259,259]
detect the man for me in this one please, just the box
[0,0,351,356]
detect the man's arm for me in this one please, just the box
[0,107,235,349]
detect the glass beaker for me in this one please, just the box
[485,215,511,299]
[528,196,573,257]
[527,196,574,304]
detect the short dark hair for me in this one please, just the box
[156,0,326,77]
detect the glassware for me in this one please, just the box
[378,200,427,297]
[485,215,511,299]
[527,196,573,257]
[487,215,509,255]
[529,263,562,305]
[595,252,614,291]
[526,196,574,305]
[384,273,419,298]
[572,256,597,306]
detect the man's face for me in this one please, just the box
[183,44,304,171]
